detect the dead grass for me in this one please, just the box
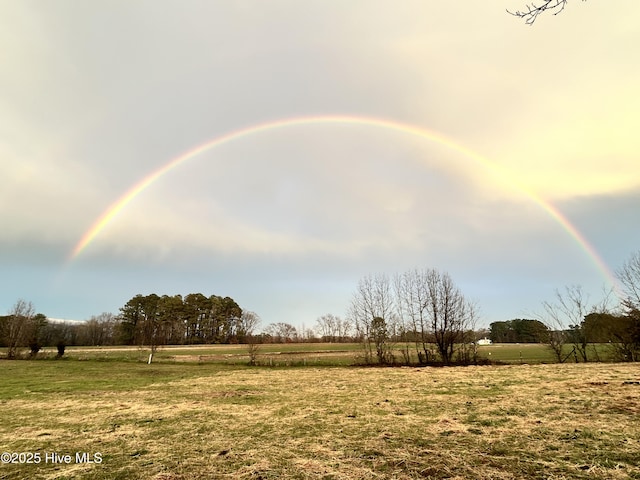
[1,362,639,479]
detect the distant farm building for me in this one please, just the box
[476,338,492,345]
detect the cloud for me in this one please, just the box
[2,1,639,324]
[69,125,542,262]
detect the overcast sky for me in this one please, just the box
[1,1,639,330]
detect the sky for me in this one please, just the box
[1,1,639,331]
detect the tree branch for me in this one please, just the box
[507,0,584,25]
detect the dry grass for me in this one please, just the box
[1,362,639,479]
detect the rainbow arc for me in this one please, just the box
[68,114,619,291]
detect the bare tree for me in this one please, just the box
[349,274,395,364]
[424,270,477,365]
[583,287,617,362]
[315,314,352,342]
[79,312,117,346]
[614,251,640,360]
[395,269,434,364]
[264,322,298,343]
[336,316,354,342]
[302,326,317,342]
[239,311,261,365]
[371,316,392,365]
[3,300,35,359]
[508,0,586,25]
[539,289,573,362]
[538,285,602,362]
[315,314,337,342]
[27,314,48,357]
[618,250,640,310]
[237,311,261,341]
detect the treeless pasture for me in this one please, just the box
[1,361,639,479]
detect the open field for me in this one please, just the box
[1,358,639,479]
[8,342,617,366]
[12,343,363,366]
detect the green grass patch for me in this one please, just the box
[476,342,615,363]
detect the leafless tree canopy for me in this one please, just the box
[79,312,117,346]
[618,250,640,310]
[315,314,352,343]
[614,251,640,361]
[239,311,261,339]
[264,322,298,343]
[3,299,36,359]
[421,269,477,365]
[542,285,590,329]
[538,284,615,362]
[240,311,261,365]
[540,285,590,362]
[508,0,585,25]
[349,273,396,364]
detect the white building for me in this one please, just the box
[476,337,492,345]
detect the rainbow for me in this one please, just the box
[68,114,618,289]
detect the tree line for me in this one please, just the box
[519,251,640,362]
[349,251,640,365]
[488,313,640,362]
[0,293,357,359]
[3,251,640,363]
[536,284,640,363]
[489,319,549,343]
[0,293,257,358]
[119,293,245,347]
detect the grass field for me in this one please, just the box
[10,342,616,366]
[16,343,363,366]
[1,349,639,479]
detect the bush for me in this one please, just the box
[56,341,66,358]
[29,342,41,358]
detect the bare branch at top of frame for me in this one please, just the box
[507,0,585,25]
